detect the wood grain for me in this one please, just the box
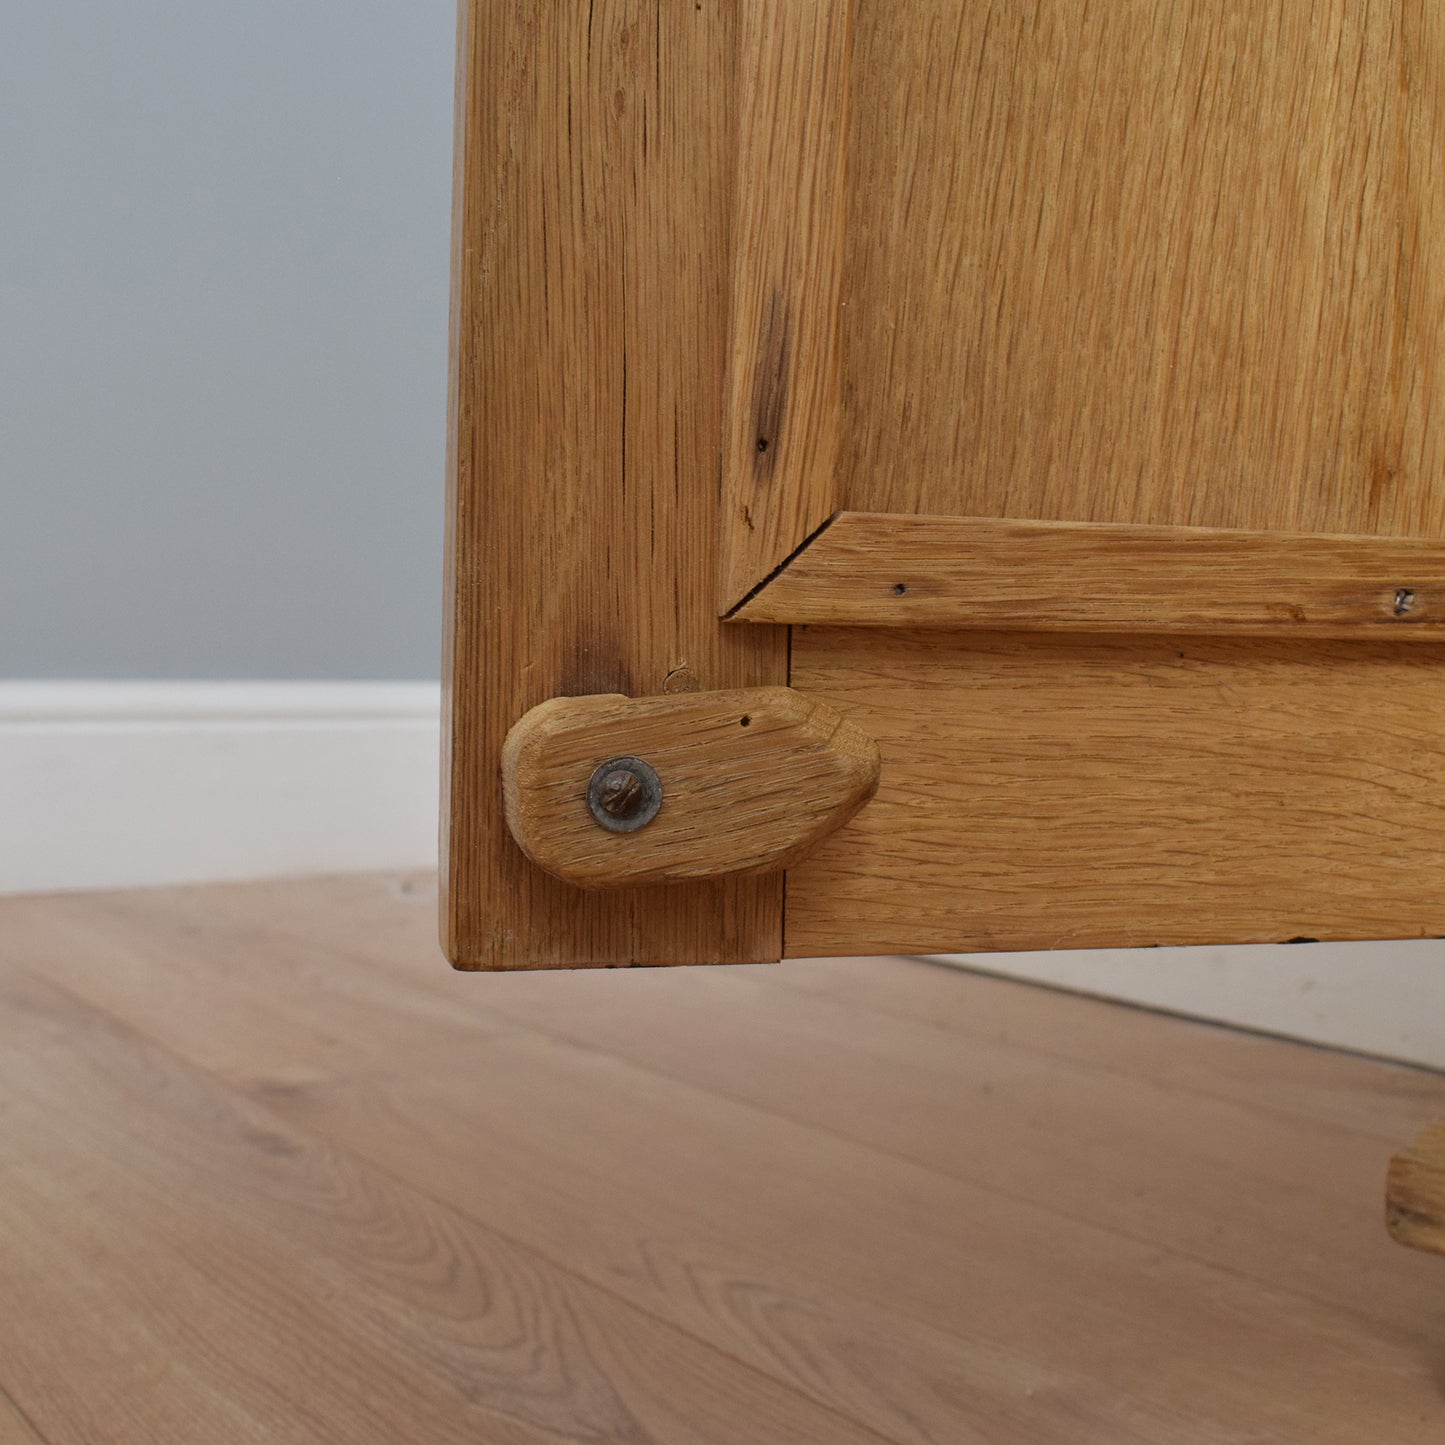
[787,627,1445,956]
[718,2,1445,601]
[10,876,1445,1443]
[761,951,1445,1149]
[718,0,853,610]
[733,512,1445,635]
[287,1036,1440,1444]
[1388,1118,1445,1255]
[502,688,879,888]
[443,1,787,968]
[440,958,1445,1340]
[0,966,872,1445]
[836,0,1445,536]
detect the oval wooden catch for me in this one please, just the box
[502,688,881,889]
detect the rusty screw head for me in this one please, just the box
[587,756,663,834]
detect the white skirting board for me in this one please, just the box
[0,682,441,896]
[931,941,1445,1071]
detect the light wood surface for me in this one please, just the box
[450,2,1445,970]
[735,512,1445,634]
[718,0,852,611]
[788,627,1445,956]
[443,1,786,968]
[2,875,1444,1443]
[837,0,1445,535]
[502,688,879,888]
[719,1,1445,600]
[1389,1118,1445,1255]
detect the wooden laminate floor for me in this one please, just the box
[1,876,1444,1443]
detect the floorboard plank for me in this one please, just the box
[435,959,1445,1335]
[3,875,1445,1443]
[144,873,1445,1148]
[264,1028,1445,1443]
[766,953,1445,1145]
[0,967,881,1445]
[6,893,1193,1444]
[22,884,1444,1335]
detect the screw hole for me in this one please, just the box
[893,583,908,596]
[756,437,769,454]
[740,715,751,727]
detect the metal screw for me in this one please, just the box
[587,756,663,834]
[597,770,646,817]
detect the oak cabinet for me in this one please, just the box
[443,2,1445,970]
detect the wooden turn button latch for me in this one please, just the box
[502,687,881,889]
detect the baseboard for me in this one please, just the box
[0,682,441,896]
[933,941,1445,1071]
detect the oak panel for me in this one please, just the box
[838,1,1445,535]
[788,628,1445,955]
[443,1,786,968]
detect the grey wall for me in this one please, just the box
[1,1,455,679]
